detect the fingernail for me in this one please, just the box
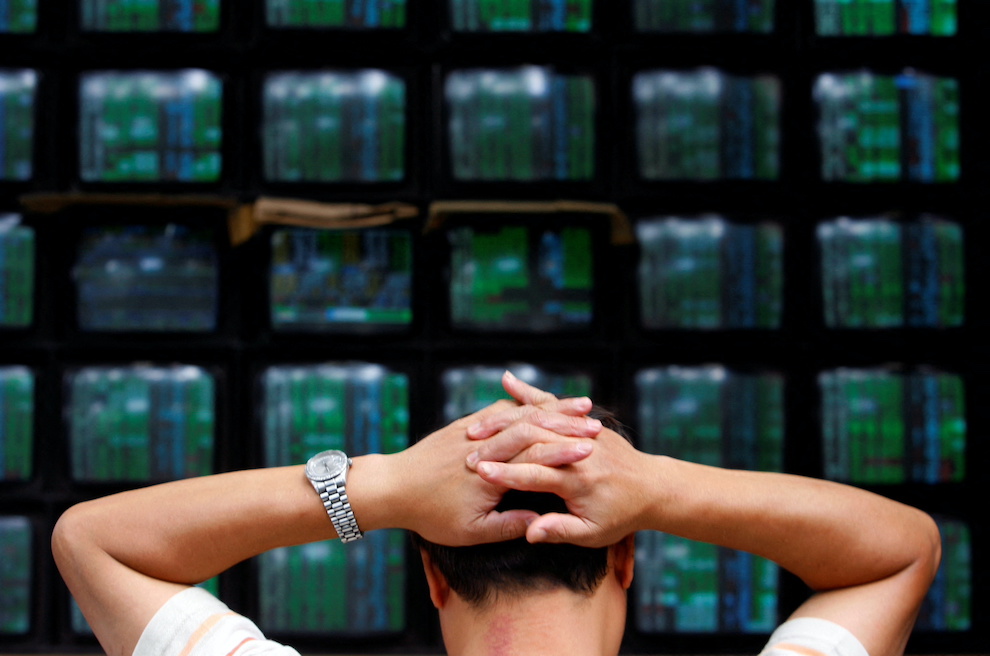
[466,451,479,467]
[478,462,494,476]
[576,442,593,455]
[504,370,516,380]
[467,422,482,436]
[529,527,547,542]
[586,418,602,431]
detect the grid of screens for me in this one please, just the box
[0,366,33,481]
[0,69,36,182]
[814,0,957,36]
[79,70,223,183]
[79,0,221,32]
[445,67,595,181]
[262,70,405,183]
[259,363,407,635]
[447,219,595,332]
[0,0,36,32]
[265,0,407,29]
[918,517,971,631]
[818,216,964,328]
[1,3,981,652]
[73,224,218,332]
[635,533,778,633]
[0,516,31,635]
[449,0,592,32]
[633,0,775,33]
[441,364,591,422]
[66,365,215,482]
[819,367,966,484]
[637,216,783,329]
[814,70,960,183]
[269,227,412,331]
[636,366,784,471]
[0,215,33,328]
[633,69,780,181]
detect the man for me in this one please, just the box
[52,371,940,656]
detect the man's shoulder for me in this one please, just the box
[758,618,869,656]
[133,587,300,656]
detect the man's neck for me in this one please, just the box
[439,588,625,656]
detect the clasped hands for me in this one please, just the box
[385,370,650,550]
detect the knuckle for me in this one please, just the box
[492,399,517,413]
[530,408,551,426]
[525,442,548,463]
[499,520,520,542]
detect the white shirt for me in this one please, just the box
[134,587,869,656]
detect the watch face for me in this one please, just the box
[306,450,348,481]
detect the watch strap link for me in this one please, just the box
[318,478,363,543]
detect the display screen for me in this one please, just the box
[269,228,412,331]
[73,224,218,332]
[633,68,780,181]
[447,219,595,332]
[79,70,223,183]
[265,0,406,29]
[819,367,966,484]
[67,365,215,482]
[0,366,33,481]
[636,366,784,470]
[814,70,959,183]
[445,66,595,181]
[637,216,783,329]
[79,0,220,32]
[261,363,408,465]
[917,517,970,631]
[0,69,36,181]
[262,70,405,183]
[0,215,34,328]
[814,0,956,36]
[259,363,407,635]
[449,0,592,32]
[258,532,405,635]
[0,0,36,32]
[441,363,592,423]
[818,216,964,328]
[633,0,775,33]
[0,516,31,635]
[635,532,778,633]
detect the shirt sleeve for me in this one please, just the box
[133,587,301,656]
[759,617,870,656]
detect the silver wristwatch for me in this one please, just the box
[305,449,363,543]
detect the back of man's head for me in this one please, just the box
[413,405,631,608]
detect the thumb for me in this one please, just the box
[474,509,539,544]
[525,512,597,546]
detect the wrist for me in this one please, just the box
[346,453,403,534]
[635,453,679,534]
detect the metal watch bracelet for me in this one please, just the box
[318,478,363,543]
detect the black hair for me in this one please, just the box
[413,405,631,608]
